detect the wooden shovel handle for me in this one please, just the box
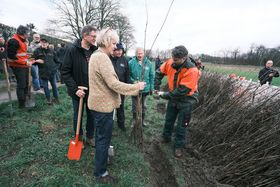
[75,86,88,136]
[2,59,12,101]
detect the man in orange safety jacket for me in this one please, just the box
[7,25,32,108]
[154,45,200,158]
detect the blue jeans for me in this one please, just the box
[93,111,114,177]
[31,65,40,90]
[72,98,94,139]
[41,73,59,99]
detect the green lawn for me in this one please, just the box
[204,63,280,86]
[0,86,181,187]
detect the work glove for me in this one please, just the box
[149,90,153,95]
[157,91,170,100]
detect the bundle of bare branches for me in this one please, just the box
[190,72,280,186]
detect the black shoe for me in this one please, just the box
[18,100,25,108]
[97,174,118,184]
[85,138,95,147]
[118,125,126,132]
[160,136,171,143]
[52,98,60,104]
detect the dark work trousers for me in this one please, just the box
[131,92,148,122]
[93,110,114,177]
[162,99,196,149]
[72,98,94,139]
[11,67,29,107]
[116,95,125,129]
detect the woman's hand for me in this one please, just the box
[137,82,146,90]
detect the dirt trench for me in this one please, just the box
[145,141,179,187]
[145,140,233,187]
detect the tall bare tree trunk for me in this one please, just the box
[130,95,143,150]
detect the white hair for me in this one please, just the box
[135,47,144,55]
[96,28,119,48]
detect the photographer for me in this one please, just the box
[258,60,279,85]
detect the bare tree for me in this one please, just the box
[231,48,240,61]
[48,0,134,44]
[112,14,135,51]
[48,0,97,39]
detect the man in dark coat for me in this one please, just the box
[110,43,130,131]
[61,25,98,146]
[258,60,279,85]
[33,38,59,104]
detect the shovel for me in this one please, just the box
[2,58,13,116]
[67,86,88,160]
[25,65,35,108]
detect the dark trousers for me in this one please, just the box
[163,99,195,148]
[116,95,125,128]
[11,67,28,106]
[131,92,148,120]
[41,73,58,100]
[93,110,114,177]
[72,98,94,139]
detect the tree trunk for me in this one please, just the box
[130,95,143,150]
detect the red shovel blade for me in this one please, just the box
[67,138,83,160]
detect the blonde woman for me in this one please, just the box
[88,28,145,184]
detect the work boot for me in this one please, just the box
[85,138,95,147]
[174,149,183,158]
[118,123,126,131]
[46,98,52,105]
[52,97,60,104]
[18,99,25,108]
[160,136,171,143]
[97,174,118,184]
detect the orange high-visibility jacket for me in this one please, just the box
[8,34,29,68]
[160,58,199,96]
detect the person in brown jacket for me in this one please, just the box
[88,28,145,184]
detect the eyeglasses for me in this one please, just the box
[89,34,96,38]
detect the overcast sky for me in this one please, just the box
[1,0,280,55]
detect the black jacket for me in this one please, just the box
[7,38,20,60]
[33,47,59,80]
[0,43,7,60]
[258,67,279,85]
[61,39,97,99]
[110,56,130,83]
[56,47,66,69]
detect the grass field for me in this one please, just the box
[204,62,280,86]
[0,86,182,186]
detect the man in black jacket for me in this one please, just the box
[110,43,130,131]
[258,60,279,85]
[33,38,59,104]
[61,25,97,146]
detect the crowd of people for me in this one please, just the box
[1,24,278,184]
[0,26,66,107]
